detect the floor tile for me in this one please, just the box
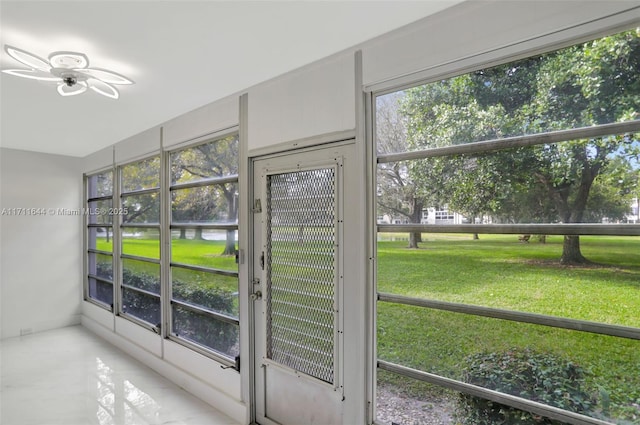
[0,326,240,425]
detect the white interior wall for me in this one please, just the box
[0,148,82,339]
[247,51,355,152]
[162,95,239,148]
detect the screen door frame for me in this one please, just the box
[250,142,357,425]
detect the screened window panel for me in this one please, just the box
[171,267,238,317]
[171,305,239,357]
[171,184,238,224]
[86,170,114,309]
[171,229,237,270]
[122,259,160,294]
[121,157,160,192]
[87,227,113,252]
[88,277,113,306]
[168,133,240,362]
[377,304,639,424]
[121,193,159,224]
[122,288,160,325]
[377,234,640,328]
[87,172,113,198]
[376,369,457,425]
[87,200,112,225]
[121,228,160,259]
[376,30,640,155]
[375,28,640,425]
[88,252,113,281]
[377,138,640,226]
[170,135,239,185]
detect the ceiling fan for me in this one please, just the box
[1,45,134,99]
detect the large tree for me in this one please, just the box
[121,156,161,225]
[397,29,640,264]
[172,136,239,255]
[376,92,427,248]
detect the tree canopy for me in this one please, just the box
[378,29,640,263]
[171,135,239,255]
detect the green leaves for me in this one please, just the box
[457,348,596,424]
[378,29,640,259]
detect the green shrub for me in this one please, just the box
[121,268,161,324]
[456,348,596,424]
[97,265,238,355]
[171,280,238,355]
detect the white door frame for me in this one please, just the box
[248,138,367,425]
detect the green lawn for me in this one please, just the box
[377,233,640,423]
[97,236,239,315]
[97,237,237,271]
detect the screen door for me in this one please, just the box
[252,144,347,425]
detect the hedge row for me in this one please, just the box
[95,265,238,355]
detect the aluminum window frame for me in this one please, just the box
[117,154,163,331]
[166,129,241,366]
[84,168,116,311]
[83,126,243,369]
[369,23,640,425]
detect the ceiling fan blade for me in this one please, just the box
[2,69,61,82]
[79,68,133,85]
[88,78,119,99]
[4,45,51,71]
[57,81,87,96]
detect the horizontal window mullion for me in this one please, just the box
[170,223,238,230]
[376,360,612,425]
[87,195,113,202]
[120,253,160,264]
[166,334,237,368]
[88,249,113,256]
[85,297,113,311]
[377,120,640,163]
[170,174,239,191]
[377,223,640,236]
[120,223,160,229]
[88,274,113,285]
[119,312,160,333]
[170,262,238,277]
[88,224,113,228]
[121,283,160,299]
[171,299,239,326]
[120,187,159,197]
[378,292,640,341]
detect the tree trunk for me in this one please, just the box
[195,227,204,240]
[409,232,420,248]
[408,197,423,249]
[222,229,236,256]
[179,228,186,239]
[222,190,238,253]
[473,233,479,240]
[560,235,588,265]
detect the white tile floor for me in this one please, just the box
[0,325,240,425]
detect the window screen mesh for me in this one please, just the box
[266,168,337,384]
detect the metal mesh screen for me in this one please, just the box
[266,168,337,384]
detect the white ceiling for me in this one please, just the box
[0,0,461,158]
